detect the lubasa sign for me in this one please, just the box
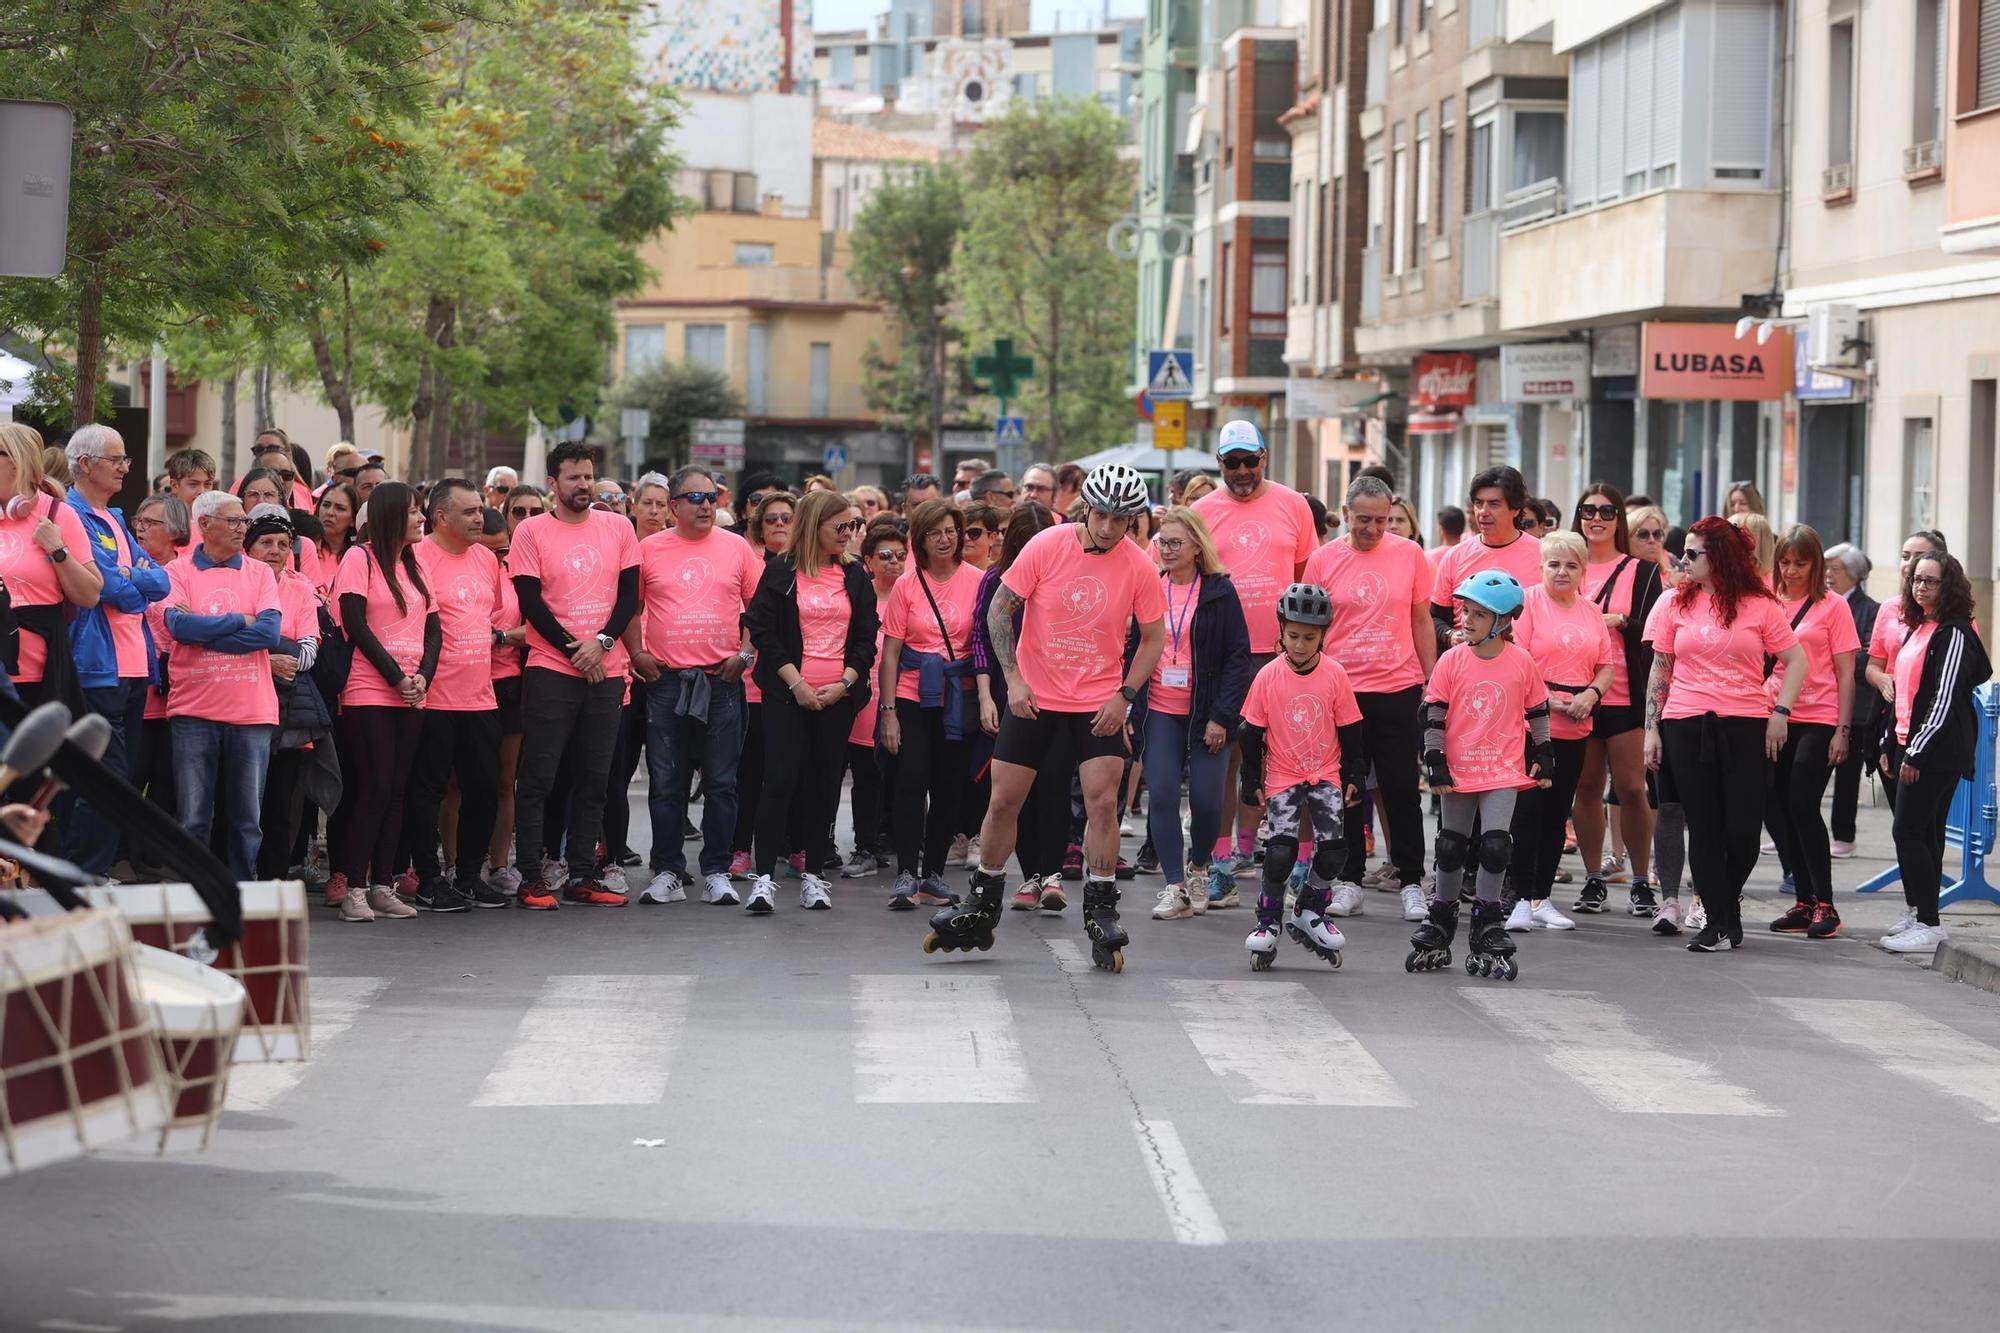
[1640,323,1792,401]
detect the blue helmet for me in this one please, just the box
[1453,570,1525,622]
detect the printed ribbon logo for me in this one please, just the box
[1283,691,1332,768]
[1048,576,1107,636]
[1348,570,1387,617]
[450,574,485,608]
[800,581,844,654]
[1228,520,1270,556]
[674,557,713,598]
[1555,622,1586,652]
[0,531,20,563]
[564,543,602,582]
[201,586,240,616]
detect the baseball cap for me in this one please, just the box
[1215,420,1265,457]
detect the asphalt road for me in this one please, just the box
[6,790,2000,1332]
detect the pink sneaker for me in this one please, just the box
[367,885,418,919]
[786,850,807,878]
[728,850,753,879]
[393,869,420,900]
[324,871,349,911]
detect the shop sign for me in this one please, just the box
[1411,353,1477,408]
[1794,328,1859,402]
[1592,326,1639,377]
[1500,342,1590,403]
[1640,322,1792,401]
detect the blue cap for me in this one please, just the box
[1215,420,1265,457]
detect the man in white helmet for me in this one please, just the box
[923,464,1167,972]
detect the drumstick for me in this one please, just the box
[0,702,73,790]
[27,714,114,810]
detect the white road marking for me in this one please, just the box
[1166,979,1411,1106]
[108,1292,1047,1331]
[852,974,1037,1103]
[1461,988,1780,1116]
[1773,998,2000,1123]
[1132,1119,1227,1246]
[1044,939,1087,974]
[472,975,693,1107]
[225,976,388,1112]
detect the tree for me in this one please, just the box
[848,164,965,446]
[599,359,742,471]
[953,98,1136,459]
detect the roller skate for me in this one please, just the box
[1246,922,1280,970]
[1206,857,1240,909]
[1285,883,1344,968]
[922,870,1004,956]
[1082,880,1129,973]
[1404,898,1458,973]
[1463,899,1519,981]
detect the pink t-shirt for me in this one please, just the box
[332,546,432,709]
[86,503,150,679]
[144,598,170,721]
[1424,642,1549,792]
[1240,653,1363,793]
[1768,593,1859,727]
[1149,572,1202,717]
[881,561,983,704]
[163,554,281,725]
[851,628,885,747]
[1304,532,1432,694]
[1002,524,1167,713]
[1893,621,1937,744]
[1425,543,1453,574]
[506,509,641,679]
[1648,590,1799,721]
[1869,595,1910,665]
[796,565,854,688]
[1582,556,1644,705]
[639,526,761,670]
[274,567,318,647]
[0,499,95,683]
[1192,483,1317,653]
[416,539,504,711]
[1430,533,1545,615]
[1514,586,1618,742]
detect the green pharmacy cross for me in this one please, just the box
[972,338,1035,418]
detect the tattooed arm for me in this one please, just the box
[987,586,1036,718]
[1642,651,1674,769]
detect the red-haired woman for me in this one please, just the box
[1641,517,1806,953]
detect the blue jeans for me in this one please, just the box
[171,718,275,880]
[1141,710,1229,885]
[63,679,147,876]
[645,675,744,878]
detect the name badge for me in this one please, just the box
[1161,665,1191,689]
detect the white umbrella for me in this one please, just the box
[0,351,35,419]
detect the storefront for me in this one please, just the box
[1634,322,1791,526]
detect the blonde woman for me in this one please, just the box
[849,485,889,522]
[1181,472,1217,505]
[0,423,103,703]
[1730,510,1776,582]
[743,487,878,913]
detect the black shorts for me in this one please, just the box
[1592,702,1642,739]
[993,707,1129,771]
[495,675,523,737]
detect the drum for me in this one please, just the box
[132,943,246,1153]
[1,909,168,1178]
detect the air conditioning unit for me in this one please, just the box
[1808,302,1862,370]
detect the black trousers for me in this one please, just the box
[404,708,501,889]
[1768,721,1836,904]
[602,691,645,860]
[846,742,885,857]
[1830,750,1868,843]
[515,668,624,882]
[756,689,855,876]
[1339,685,1426,887]
[1012,763,1070,879]
[1891,747,1957,928]
[335,705,423,886]
[1507,737,1587,902]
[257,747,308,881]
[1663,714,1769,932]
[891,699,967,878]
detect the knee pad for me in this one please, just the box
[1434,829,1471,875]
[1476,829,1513,874]
[1262,836,1300,887]
[1310,838,1344,881]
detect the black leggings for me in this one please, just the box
[1662,714,1769,932]
[1341,686,1427,887]
[1891,745,1956,928]
[1507,737,1587,902]
[335,705,423,886]
[1768,721,1836,904]
[846,742,886,856]
[257,748,308,880]
[890,699,967,878]
[1012,763,1070,880]
[756,689,855,877]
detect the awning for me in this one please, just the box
[1407,411,1460,435]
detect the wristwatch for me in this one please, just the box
[1119,685,1138,703]
[49,548,67,564]
[736,648,754,665]
[595,632,616,652]
[1772,704,1792,717]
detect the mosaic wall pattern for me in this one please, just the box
[641,0,815,94]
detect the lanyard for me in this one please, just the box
[1164,573,1198,659]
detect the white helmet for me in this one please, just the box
[1081,463,1149,516]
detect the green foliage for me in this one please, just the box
[848,164,964,439]
[953,98,1137,459]
[600,358,743,467]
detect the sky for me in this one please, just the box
[812,0,1145,34]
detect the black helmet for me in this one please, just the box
[1277,582,1333,627]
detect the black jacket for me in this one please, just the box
[1845,586,1883,736]
[1593,555,1665,707]
[1899,617,1992,778]
[745,551,879,700]
[1126,571,1253,749]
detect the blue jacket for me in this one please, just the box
[65,487,171,688]
[163,548,283,652]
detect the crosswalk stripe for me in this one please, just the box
[1133,1119,1227,1246]
[1772,998,2000,1123]
[1166,979,1412,1106]
[852,974,1037,1103]
[1461,988,1781,1116]
[472,975,694,1107]
[226,976,389,1112]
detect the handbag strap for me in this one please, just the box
[1591,556,1634,611]
[915,567,957,662]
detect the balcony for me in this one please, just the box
[1498,189,1782,334]
[736,264,865,305]
[1462,210,1499,303]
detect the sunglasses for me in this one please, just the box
[335,467,361,479]
[873,546,907,561]
[510,505,544,518]
[1576,503,1619,520]
[672,490,719,505]
[962,527,988,541]
[834,519,865,533]
[763,511,794,525]
[1219,453,1262,470]
[1632,527,1665,541]
[595,491,624,503]
[1683,546,1708,561]
[988,490,1016,500]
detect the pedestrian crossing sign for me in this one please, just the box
[1147,350,1194,401]
[995,416,1026,444]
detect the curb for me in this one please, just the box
[1932,938,2000,995]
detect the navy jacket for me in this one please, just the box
[1127,570,1253,752]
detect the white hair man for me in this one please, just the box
[484,466,521,512]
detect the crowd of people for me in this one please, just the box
[0,418,1986,972]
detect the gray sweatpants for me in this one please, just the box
[1437,788,1519,904]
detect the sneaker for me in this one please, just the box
[1628,880,1657,917]
[1806,902,1842,939]
[947,833,972,867]
[799,874,833,910]
[912,877,960,907]
[415,880,471,913]
[1552,867,1573,884]
[1760,839,1778,855]
[1115,855,1136,881]
[728,850,753,879]
[640,871,685,905]
[1038,877,1068,912]
[323,870,350,911]
[682,817,698,840]
[783,851,806,879]
[1135,839,1160,874]
[1152,884,1194,919]
[485,863,522,895]
[468,880,510,909]
[1208,882,1240,910]
[618,848,643,868]
[1830,840,1856,859]
[1119,815,1134,836]
[1651,898,1683,935]
[887,871,919,910]
[599,864,629,895]
[539,858,569,890]
[964,836,980,865]
[841,851,880,879]
[1777,873,1795,898]
[1010,883,1041,911]
[1363,861,1398,890]
[338,884,374,922]
[1684,896,1708,932]
[1574,876,1609,914]
[517,880,559,911]
[1883,906,1920,940]
[1400,885,1428,922]
[1769,900,1815,933]
[1505,898,1534,932]
[822,850,844,876]
[1882,922,1947,953]
[367,885,417,918]
[745,875,777,914]
[703,874,743,905]
[1060,844,1084,880]
[1687,924,1733,953]
[563,879,628,907]
[1322,882,1361,917]
[392,868,420,900]
[1599,855,1629,884]
[1530,899,1575,930]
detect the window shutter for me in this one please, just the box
[1571,43,1600,206]
[1599,30,1627,201]
[1654,4,1683,171]
[1624,18,1654,187]
[1981,0,2000,109]
[1709,1,1776,173]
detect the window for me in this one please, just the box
[1219,242,1233,332]
[1391,134,1409,274]
[809,343,831,418]
[1710,0,1776,179]
[1469,115,1495,212]
[1414,111,1432,258]
[1367,155,1386,247]
[1250,242,1287,335]
[747,324,769,415]
[1317,181,1331,305]
[1294,183,1312,305]
[734,242,775,266]
[1195,278,1210,372]
[1913,0,1945,148]
[623,324,665,376]
[1568,4,1681,207]
[685,324,726,372]
[1980,0,2000,110]
[1438,97,1457,234]
[1827,20,1854,173]
[1512,111,1564,192]
[1904,417,1936,535]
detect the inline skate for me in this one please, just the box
[1405,898,1458,973]
[922,870,1005,955]
[1284,882,1343,968]
[1463,899,1518,980]
[1245,923,1280,970]
[1082,879,1128,972]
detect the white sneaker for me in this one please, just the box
[1327,882,1365,917]
[746,875,777,914]
[1530,899,1575,930]
[640,871,685,904]
[1152,884,1193,920]
[1119,816,1134,836]
[1882,922,1947,954]
[703,874,742,906]
[540,857,569,890]
[799,874,833,910]
[600,864,629,895]
[1685,897,1708,932]
[946,834,971,867]
[1883,906,1920,939]
[485,862,522,895]
[1651,897,1683,935]
[1505,898,1534,932]
[1187,871,1209,915]
[1830,840,1856,859]
[1400,885,1428,922]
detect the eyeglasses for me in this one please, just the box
[1911,575,1942,589]
[1023,483,1054,498]
[215,515,251,529]
[1576,503,1619,520]
[1156,538,1187,553]
[962,527,988,541]
[510,505,544,518]
[672,491,719,506]
[1632,527,1665,541]
[84,454,134,470]
[988,489,1016,500]
[762,511,793,525]
[1219,453,1262,470]
[873,546,907,561]
[834,518,865,534]
[270,470,296,485]
[131,515,164,532]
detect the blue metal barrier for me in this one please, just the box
[1855,682,2000,907]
